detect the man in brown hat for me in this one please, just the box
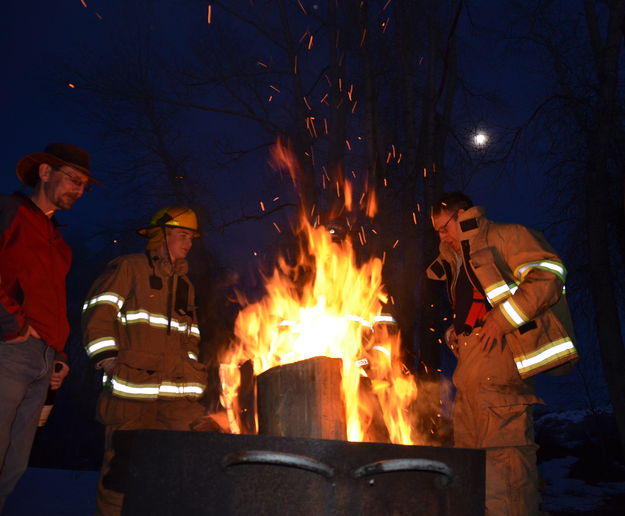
[0,143,99,511]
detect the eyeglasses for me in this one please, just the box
[55,168,92,192]
[434,210,457,234]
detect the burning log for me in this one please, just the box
[257,356,347,440]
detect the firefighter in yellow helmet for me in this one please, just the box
[82,206,207,516]
[139,206,199,251]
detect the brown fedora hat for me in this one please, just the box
[16,142,101,187]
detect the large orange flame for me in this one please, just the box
[220,141,419,445]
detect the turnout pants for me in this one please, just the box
[95,394,205,516]
[452,329,543,516]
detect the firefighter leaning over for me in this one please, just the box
[427,192,578,516]
[83,206,208,516]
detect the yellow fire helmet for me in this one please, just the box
[138,206,200,237]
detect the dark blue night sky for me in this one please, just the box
[1,0,550,226]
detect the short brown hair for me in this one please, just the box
[431,192,473,216]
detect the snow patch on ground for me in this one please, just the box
[540,456,625,512]
[535,406,612,426]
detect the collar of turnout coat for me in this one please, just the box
[148,247,189,277]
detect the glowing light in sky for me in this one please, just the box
[473,132,488,147]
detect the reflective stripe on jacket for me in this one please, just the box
[427,206,578,379]
[82,251,207,400]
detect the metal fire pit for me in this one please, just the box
[121,430,484,515]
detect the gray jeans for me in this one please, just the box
[0,337,54,512]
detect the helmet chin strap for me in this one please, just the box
[161,226,174,263]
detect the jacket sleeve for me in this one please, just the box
[0,198,28,340]
[488,225,566,333]
[82,257,132,367]
[0,285,28,341]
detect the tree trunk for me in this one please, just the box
[326,0,348,194]
[276,0,317,215]
[583,0,625,459]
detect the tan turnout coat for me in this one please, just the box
[426,206,578,379]
[82,251,207,401]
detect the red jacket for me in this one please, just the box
[0,192,71,354]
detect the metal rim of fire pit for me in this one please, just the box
[353,458,454,486]
[222,450,335,479]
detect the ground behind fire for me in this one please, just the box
[535,407,625,515]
